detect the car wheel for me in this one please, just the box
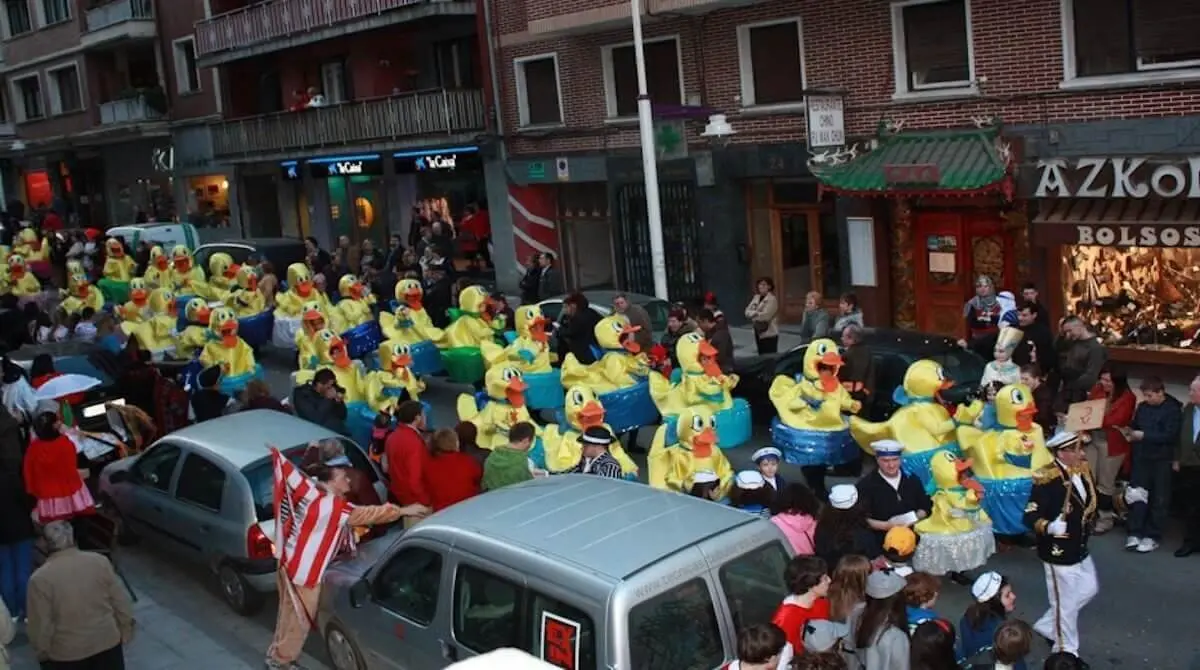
[217,563,265,616]
[326,621,366,670]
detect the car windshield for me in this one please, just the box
[242,438,364,521]
[928,348,985,384]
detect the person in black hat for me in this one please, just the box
[190,365,231,423]
[569,426,624,478]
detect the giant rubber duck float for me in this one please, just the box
[347,342,430,448]
[142,245,174,290]
[121,288,178,359]
[118,278,152,324]
[203,252,238,301]
[199,306,263,395]
[378,278,444,375]
[956,383,1051,535]
[13,228,48,263]
[99,238,137,304]
[543,385,638,479]
[560,314,658,435]
[456,365,544,464]
[59,271,104,316]
[438,284,505,384]
[6,254,41,298]
[648,406,733,497]
[176,298,212,360]
[912,450,995,576]
[335,274,382,360]
[273,262,330,349]
[225,264,272,348]
[768,338,861,466]
[850,359,984,490]
[650,332,751,449]
[480,303,560,409]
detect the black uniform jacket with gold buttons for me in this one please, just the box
[1022,460,1098,566]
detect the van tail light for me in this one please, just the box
[247,524,274,561]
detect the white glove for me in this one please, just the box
[1125,486,1148,505]
[1047,519,1067,536]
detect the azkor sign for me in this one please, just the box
[1035,157,1200,199]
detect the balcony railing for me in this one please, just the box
[196,0,424,58]
[100,97,164,125]
[86,0,154,32]
[211,89,484,158]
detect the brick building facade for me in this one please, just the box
[488,0,1200,371]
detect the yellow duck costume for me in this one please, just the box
[142,245,175,290]
[364,342,425,414]
[481,303,553,373]
[560,315,649,393]
[176,298,213,359]
[439,285,503,349]
[850,359,984,489]
[226,265,267,317]
[770,339,860,430]
[296,300,337,370]
[170,245,208,296]
[13,228,49,263]
[102,238,137,282]
[59,272,105,316]
[650,332,738,414]
[6,254,41,297]
[957,383,1051,535]
[199,307,259,379]
[118,279,152,323]
[912,450,995,575]
[647,406,733,497]
[274,263,327,318]
[295,330,368,404]
[335,274,376,329]
[122,288,179,358]
[204,252,238,299]
[379,278,443,344]
[65,259,82,279]
[543,385,639,478]
[456,365,535,451]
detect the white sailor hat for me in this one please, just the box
[693,470,720,485]
[1046,431,1080,451]
[829,484,859,510]
[752,446,782,463]
[872,439,904,457]
[735,470,765,490]
[971,571,1004,602]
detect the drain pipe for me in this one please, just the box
[481,0,506,145]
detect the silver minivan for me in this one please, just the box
[318,475,792,670]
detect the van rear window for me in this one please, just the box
[627,578,723,670]
[717,541,790,635]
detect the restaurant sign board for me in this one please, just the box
[1034,223,1200,247]
[1035,157,1200,199]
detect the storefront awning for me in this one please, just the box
[1032,198,1200,246]
[811,126,1012,198]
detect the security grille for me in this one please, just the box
[614,181,702,302]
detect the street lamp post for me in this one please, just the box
[629,0,669,300]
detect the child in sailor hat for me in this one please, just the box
[753,446,787,497]
[689,470,722,501]
[731,470,774,517]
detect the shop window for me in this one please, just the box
[627,579,723,670]
[320,60,351,104]
[514,54,563,127]
[603,37,682,118]
[47,65,82,115]
[173,37,201,94]
[186,176,230,228]
[736,19,806,107]
[41,0,70,25]
[891,0,974,93]
[1069,0,1200,79]
[1063,245,1200,351]
[5,0,31,36]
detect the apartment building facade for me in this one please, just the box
[490,0,1200,370]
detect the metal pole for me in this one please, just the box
[630,0,669,300]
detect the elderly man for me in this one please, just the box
[855,440,932,559]
[570,426,624,478]
[613,293,653,353]
[26,520,135,669]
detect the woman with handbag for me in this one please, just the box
[744,277,780,354]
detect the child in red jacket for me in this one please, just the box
[770,556,831,654]
[425,428,483,511]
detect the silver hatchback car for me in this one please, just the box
[317,475,792,670]
[99,410,385,615]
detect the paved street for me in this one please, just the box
[8,330,1200,669]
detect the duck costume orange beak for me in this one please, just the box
[131,288,148,304]
[195,306,212,325]
[1016,404,1038,432]
[619,323,642,354]
[174,256,191,272]
[329,336,351,367]
[578,400,605,428]
[404,287,423,309]
[297,280,313,297]
[224,264,240,280]
[692,426,717,458]
[530,316,550,344]
[218,319,239,347]
[392,352,413,370]
[698,339,721,377]
[154,255,169,270]
[505,375,528,408]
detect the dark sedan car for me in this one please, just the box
[734,328,986,425]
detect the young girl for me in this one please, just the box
[910,619,959,670]
[903,572,942,633]
[770,483,820,555]
[730,470,774,517]
[771,556,831,654]
[980,328,1022,388]
[1086,365,1136,534]
[958,572,1025,669]
[847,571,909,669]
[827,555,871,623]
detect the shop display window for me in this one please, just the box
[1062,245,1200,350]
[186,175,230,228]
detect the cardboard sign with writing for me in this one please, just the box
[1065,399,1106,433]
[539,611,581,670]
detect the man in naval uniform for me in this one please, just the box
[1023,431,1098,668]
[856,440,932,558]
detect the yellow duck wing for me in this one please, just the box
[915,406,956,440]
[480,340,507,369]
[648,371,676,415]
[957,424,985,455]
[559,354,588,388]
[768,375,799,412]
[646,425,672,490]
[542,425,580,473]
[411,309,443,342]
[456,393,481,424]
[953,399,985,425]
[849,415,894,452]
[378,311,399,340]
[712,449,735,500]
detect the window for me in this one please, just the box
[530,593,597,670]
[13,75,42,122]
[173,37,200,94]
[374,548,443,624]
[133,444,182,492]
[736,19,806,107]
[628,579,723,670]
[47,64,82,115]
[717,542,790,634]
[41,0,69,25]
[319,61,349,104]
[243,438,376,520]
[434,37,481,89]
[514,54,563,127]
[174,453,226,511]
[1068,0,1200,80]
[4,0,31,36]
[453,566,520,653]
[602,36,683,118]
[891,0,974,94]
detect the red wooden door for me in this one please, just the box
[914,212,969,337]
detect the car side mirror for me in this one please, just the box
[108,470,131,485]
[349,578,369,609]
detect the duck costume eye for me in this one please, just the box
[1009,387,1026,405]
[610,321,624,333]
[570,389,585,405]
[814,341,831,356]
[319,330,336,343]
[523,307,537,320]
[392,343,411,356]
[691,414,704,432]
[501,368,523,382]
[936,366,947,382]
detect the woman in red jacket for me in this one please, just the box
[424,428,482,511]
[22,405,95,523]
[1088,365,1136,534]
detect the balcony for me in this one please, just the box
[83,0,156,48]
[100,96,165,125]
[211,88,484,159]
[194,0,474,66]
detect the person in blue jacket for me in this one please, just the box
[958,571,1026,669]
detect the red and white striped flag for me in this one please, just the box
[272,448,356,588]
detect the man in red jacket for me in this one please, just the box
[385,401,432,527]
